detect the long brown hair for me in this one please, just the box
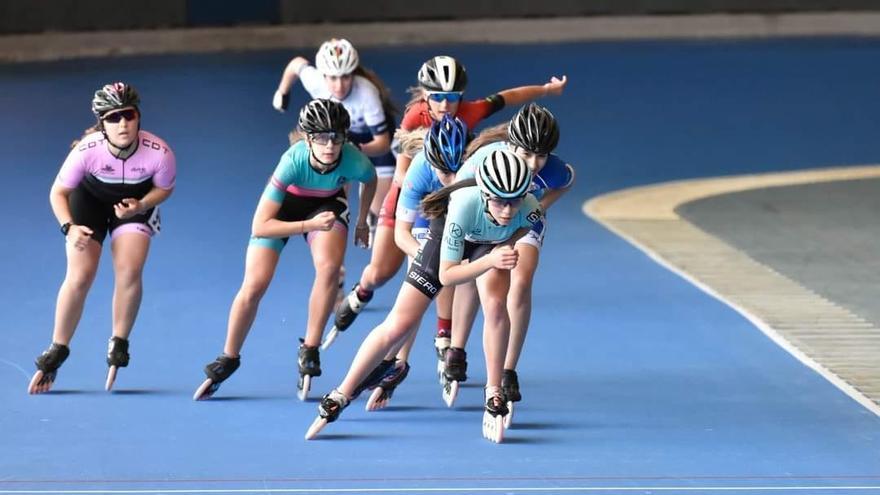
[354,66,399,124]
[420,179,477,219]
[464,123,506,160]
[71,120,102,149]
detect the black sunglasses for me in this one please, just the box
[103,108,138,123]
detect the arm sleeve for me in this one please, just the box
[397,153,430,222]
[298,65,324,97]
[358,78,389,136]
[519,194,544,229]
[440,193,475,262]
[152,147,177,189]
[483,94,506,117]
[262,152,296,203]
[350,145,378,183]
[538,155,574,190]
[55,147,87,189]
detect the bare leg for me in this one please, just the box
[51,239,102,346]
[504,244,539,370]
[451,280,479,350]
[303,228,347,347]
[358,223,405,291]
[223,246,280,357]
[477,269,512,389]
[110,233,151,340]
[337,284,431,397]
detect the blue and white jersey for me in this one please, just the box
[299,65,389,143]
[441,186,542,263]
[397,151,445,224]
[457,141,573,200]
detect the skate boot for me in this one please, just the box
[434,327,451,381]
[297,340,321,401]
[322,283,373,350]
[305,389,351,440]
[441,347,467,407]
[27,343,70,394]
[351,359,396,400]
[104,336,130,391]
[193,354,241,400]
[366,360,410,411]
[482,386,510,443]
[501,369,521,429]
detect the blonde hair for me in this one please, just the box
[395,126,429,158]
[464,123,507,160]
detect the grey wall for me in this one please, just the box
[3,0,879,35]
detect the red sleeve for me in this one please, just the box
[401,102,432,131]
[456,99,498,130]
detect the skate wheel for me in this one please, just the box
[503,401,514,429]
[298,374,311,401]
[193,378,216,401]
[436,359,446,383]
[442,380,459,408]
[105,365,118,391]
[321,328,340,351]
[482,412,504,443]
[305,416,328,440]
[27,370,45,394]
[366,387,385,411]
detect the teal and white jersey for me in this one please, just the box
[441,186,542,262]
[263,140,375,202]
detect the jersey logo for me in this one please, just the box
[101,164,115,173]
[526,210,542,224]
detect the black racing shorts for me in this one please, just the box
[68,184,156,245]
[249,189,350,252]
[404,217,495,299]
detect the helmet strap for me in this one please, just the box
[307,142,342,175]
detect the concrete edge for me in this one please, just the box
[583,165,880,415]
[4,11,880,63]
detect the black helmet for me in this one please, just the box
[92,82,140,118]
[417,56,467,92]
[298,98,351,134]
[507,103,559,155]
[424,115,467,174]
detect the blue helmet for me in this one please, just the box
[424,114,467,173]
[476,149,532,200]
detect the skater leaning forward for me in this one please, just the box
[193,98,376,401]
[29,82,176,394]
[307,148,541,443]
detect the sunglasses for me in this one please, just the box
[309,132,346,145]
[487,196,523,208]
[103,108,138,123]
[427,92,463,103]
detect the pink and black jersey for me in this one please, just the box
[56,130,176,203]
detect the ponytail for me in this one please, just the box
[420,179,477,219]
[464,123,506,160]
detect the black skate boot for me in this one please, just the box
[297,340,321,401]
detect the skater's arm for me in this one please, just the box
[393,219,420,258]
[438,243,520,286]
[353,178,377,248]
[273,56,309,111]
[495,75,567,108]
[251,197,330,238]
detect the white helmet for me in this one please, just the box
[476,150,532,200]
[315,38,359,77]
